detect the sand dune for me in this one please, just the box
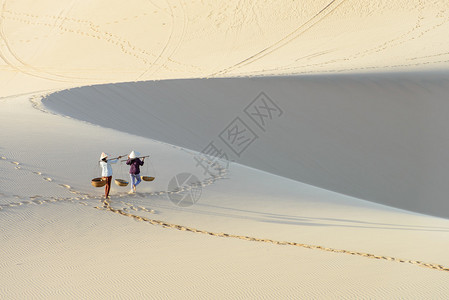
[3,94,449,298]
[43,71,449,219]
[1,0,449,97]
[2,0,449,298]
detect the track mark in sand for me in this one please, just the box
[137,206,156,214]
[239,2,449,75]
[0,194,81,209]
[137,0,190,79]
[96,197,449,273]
[208,0,347,77]
[1,9,201,77]
[122,202,157,214]
[6,160,22,169]
[0,3,91,84]
[0,154,95,210]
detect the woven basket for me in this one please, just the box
[91,177,106,187]
[115,179,129,186]
[142,176,155,182]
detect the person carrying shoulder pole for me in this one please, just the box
[100,152,122,199]
[126,150,145,193]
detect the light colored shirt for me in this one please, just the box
[100,159,118,177]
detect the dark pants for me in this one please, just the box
[103,176,112,198]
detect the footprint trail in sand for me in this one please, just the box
[2,147,449,274]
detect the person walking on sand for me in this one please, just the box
[126,150,145,193]
[100,152,122,199]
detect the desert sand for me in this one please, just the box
[2,0,449,298]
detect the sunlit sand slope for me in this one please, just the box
[1,0,448,97]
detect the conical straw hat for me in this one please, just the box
[129,150,140,159]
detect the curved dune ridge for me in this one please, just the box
[2,0,449,298]
[43,72,449,219]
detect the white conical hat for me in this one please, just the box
[129,150,140,159]
[100,152,109,159]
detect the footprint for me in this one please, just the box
[43,177,53,182]
[11,161,20,165]
[59,184,71,189]
[1,156,6,160]
[138,206,155,213]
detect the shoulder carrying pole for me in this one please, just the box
[120,155,149,162]
[99,154,127,162]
